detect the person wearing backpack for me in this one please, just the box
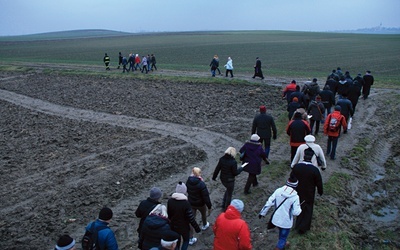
[83,207,118,250]
[323,105,347,160]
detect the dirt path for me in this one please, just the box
[0,67,399,249]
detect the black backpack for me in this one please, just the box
[82,222,108,250]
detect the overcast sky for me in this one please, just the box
[1,0,399,36]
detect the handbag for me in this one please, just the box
[306,144,323,166]
[267,197,288,229]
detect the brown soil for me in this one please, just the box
[0,64,399,249]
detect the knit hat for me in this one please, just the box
[99,207,113,221]
[175,181,187,194]
[293,97,298,102]
[259,105,266,113]
[304,135,315,143]
[334,105,341,111]
[250,134,260,141]
[286,174,298,188]
[230,199,244,213]
[161,230,180,247]
[55,235,75,250]
[149,187,162,200]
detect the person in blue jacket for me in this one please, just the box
[84,207,118,250]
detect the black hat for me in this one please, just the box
[55,235,75,250]
[99,207,113,221]
[162,230,180,242]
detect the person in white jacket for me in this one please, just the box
[291,134,326,170]
[224,57,234,77]
[259,174,302,250]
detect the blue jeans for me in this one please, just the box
[277,227,291,249]
[327,136,339,159]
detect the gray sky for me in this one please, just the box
[1,0,399,36]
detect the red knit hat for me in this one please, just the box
[259,106,266,113]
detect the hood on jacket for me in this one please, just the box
[280,186,298,198]
[171,192,188,201]
[223,205,242,220]
[145,214,169,230]
[187,176,201,186]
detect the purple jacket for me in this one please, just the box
[239,141,267,175]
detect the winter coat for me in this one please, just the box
[259,185,302,229]
[213,154,242,183]
[210,58,218,70]
[319,89,335,109]
[307,100,325,121]
[213,205,252,250]
[291,142,326,170]
[291,161,323,205]
[239,141,267,175]
[337,80,350,96]
[251,112,277,139]
[336,97,354,119]
[287,101,301,120]
[282,83,297,103]
[135,56,141,64]
[224,59,233,70]
[167,193,200,235]
[186,176,212,209]
[85,219,118,250]
[347,82,362,107]
[286,118,311,147]
[325,79,338,95]
[289,91,306,107]
[135,198,161,233]
[141,214,172,250]
[323,110,347,137]
[142,57,148,66]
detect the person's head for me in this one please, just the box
[259,105,266,113]
[149,187,162,201]
[366,70,371,74]
[175,181,187,194]
[104,53,107,56]
[293,97,299,103]
[225,147,236,157]
[286,173,298,189]
[316,95,322,101]
[55,235,76,250]
[192,167,201,177]
[160,230,180,250]
[99,207,113,222]
[293,112,302,119]
[250,134,260,142]
[334,105,341,111]
[228,56,231,60]
[230,199,244,213]
[295,85,300,91]
[304,134,316,143]
[337,67,341,71]
[312,78,317,82]
[291,80,296,84]
[150,204,168,218]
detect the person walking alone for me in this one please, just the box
[103,53,110,71]
[252,57,264,79]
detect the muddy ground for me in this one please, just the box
[0,65,399,249]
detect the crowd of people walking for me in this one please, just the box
[57,64,373,250]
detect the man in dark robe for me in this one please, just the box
[291,148,323,234]
[252,57,264,79]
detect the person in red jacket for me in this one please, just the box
[282,80,297,104]
[213,199,252,250]
[323,105,347,160]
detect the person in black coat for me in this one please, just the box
[290,85,307,107]
[167,182,201,250]
[186,167,212,235]
[291,148,323,234]
[141,204,172,250]
[336,93,354,123]
[319,85,335,116]
[337,75,350,98]
[212,147,243,211]
[252,57,264,79]
[251,105,277,159]
[287,97,301,121]
[325,76,338,97]
[362,70,374,99]
[347,76,362,114]
[286,112,311,161]
[135,187,162,249]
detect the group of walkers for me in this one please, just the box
[103,52,157,73]
[209,56,265,79]
[55,66,374,250]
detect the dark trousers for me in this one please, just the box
[295,202,314,233]
[221,181,234,210]
[327,136,339,160]
[151,63,157,70]
[310,119,321,135]
[244,173,258,193]
[225,69,233,77]
[141,66,148,73]
[291,146,299,161]
[260,137,271,158]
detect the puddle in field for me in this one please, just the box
[370,207,399,222]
